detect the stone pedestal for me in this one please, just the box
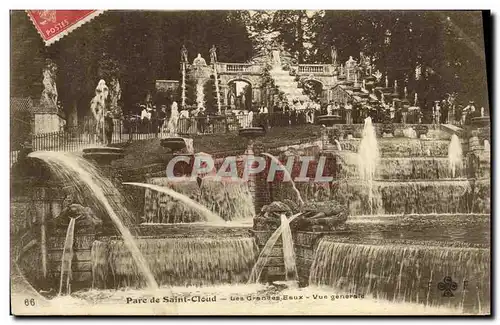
[34,111,66,135]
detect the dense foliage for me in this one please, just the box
[10,10,489,118]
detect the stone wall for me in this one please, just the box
[46,230,96,291]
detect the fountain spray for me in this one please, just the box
[181,63,187,108]
[213,64,222,114]
[196,81,204,109]
[358,117,380,215]
[448,134,463,178]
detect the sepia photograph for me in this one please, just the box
[9,9,491,316]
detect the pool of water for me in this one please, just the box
[345,214,490,246]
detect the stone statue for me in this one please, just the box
[345,56,356,69]
[330,45,337,65]
[228,90,235,107]
[181,45,188,63]
[253,201,348,232]
[40,59,58,110]
[90,79,109,140]
[209,45,217,65]
[272,49,281,67]
[193,53,207,66]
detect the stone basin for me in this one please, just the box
[82,147,125,165]
[160,137,187,153]
[316,115,342,126]
[238,127,266,139]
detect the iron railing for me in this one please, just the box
[24,107,461,156]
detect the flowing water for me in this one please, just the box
[199,176,255,221]
[58,218,76,296]
[144,177,202,223]
[448,134,463,178]
[181,63,186,107]
[29,151,158,290]
[334,139,342,151]
[280,214,298,282]
[248,213,302,283]
[196,81,204,108]
[309,237,490,313]
[338,154,466,180]
[357,117,380,215]
[183,138,194,154]
[91,237,258,288]
[263,152,304,206]
[213,65,222,113]
[125,182,225,224]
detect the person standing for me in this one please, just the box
[150,106,159,136]
[401,104,408,125]
[197,106,207,134]
[158,105,167,135]
[441,99,448,124]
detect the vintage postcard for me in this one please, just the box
[10,10,491,316]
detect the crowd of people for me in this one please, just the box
[110,94,487,141]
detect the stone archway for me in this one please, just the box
[226,78,253,111]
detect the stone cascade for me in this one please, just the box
[269,67,310,103]
[331,133,489,215]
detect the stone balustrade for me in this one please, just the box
[216,63,263,74]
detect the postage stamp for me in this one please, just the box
[26,10,104,45]
[10,9,491,316]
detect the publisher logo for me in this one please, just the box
[438,276,458,297]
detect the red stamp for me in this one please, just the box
[26,10,104,46]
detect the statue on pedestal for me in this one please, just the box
[330,45,337,66]
[209,45,217,65]
[181,45,188,63]
[345,56,357,81]
[272,48,281,67]
[40,59,58,111]
[90,79,109,141]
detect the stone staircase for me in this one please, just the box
[269,66,310,103]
